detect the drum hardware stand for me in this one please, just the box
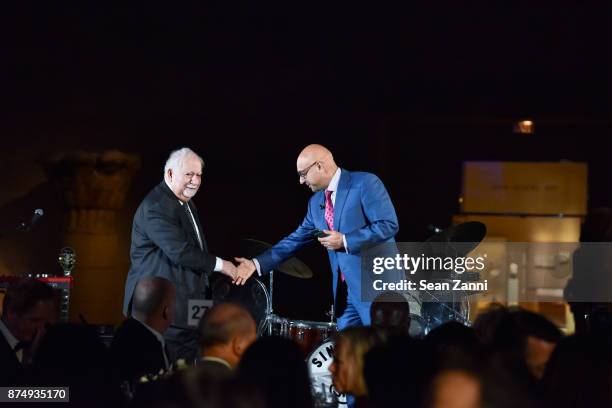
[326,304,335,324]
[269,269,274,315]
[419,274,471,328]
[419,221,486,329]
[265,269,274,335]
[265,269,285,336]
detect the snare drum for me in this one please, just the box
[265,316,337,357]
[287,319,337,357]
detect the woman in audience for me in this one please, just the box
[329,327,386,407]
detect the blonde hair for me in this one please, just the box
[338,327,387,396]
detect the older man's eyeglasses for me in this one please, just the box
[297,162,319,178]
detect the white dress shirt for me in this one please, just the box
[169,186,223,272]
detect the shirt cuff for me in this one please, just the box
[342,234,349,253]
[253,258,262,276]
[214,257,223,272]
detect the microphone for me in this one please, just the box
[17,209,44,232]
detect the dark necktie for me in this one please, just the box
[184,202,203,250]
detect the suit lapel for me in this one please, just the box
[333,169,351,231]
[175,201,198,250]
[158,182,207,252]
[186,201,208,252]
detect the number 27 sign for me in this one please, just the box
[187,299,214,327]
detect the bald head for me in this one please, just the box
[198,302,255,348]
[296,144,338,192]
[132,277,176,332]
[197,302,257,367]
[298,144,334,164]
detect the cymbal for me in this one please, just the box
[424,221,487,257]
[240,239,313,279]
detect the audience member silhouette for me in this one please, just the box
[197,302,257,376]
[0,278,56,385]
[111,277,176,385]
[238,336,313,408]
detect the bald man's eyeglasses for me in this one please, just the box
[297,162,319,178]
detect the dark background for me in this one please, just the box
[1,1,611,321]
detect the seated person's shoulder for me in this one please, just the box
[112,319,143,343]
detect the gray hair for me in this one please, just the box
[164,147,205,177]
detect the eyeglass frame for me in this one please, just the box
[297,161,319,179]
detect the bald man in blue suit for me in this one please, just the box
[234,144,407,330]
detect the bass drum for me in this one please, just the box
[307,339,348,407]
[211,275,270,335]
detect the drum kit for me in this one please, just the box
[418,221,487,331]
[212,224,486,407]
[212,239,344,407]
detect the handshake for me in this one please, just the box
[217,229,345,286]
[219,257,258,286]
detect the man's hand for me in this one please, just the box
[318,230,344,251]
[220,260,238,280]
[234,257,257,285]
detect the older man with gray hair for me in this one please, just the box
[123,147,237,361]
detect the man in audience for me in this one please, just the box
[0,278,56,385]
[197,302,257,375]
[365,335,432,408]
[239,336,313,408]
[428,369,481,408]
[111,277,176,384]
[492,308,562,391]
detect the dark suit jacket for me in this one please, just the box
[0,330,23,386]
[196,358,233,379]
[123,181,216,329]
[110,318,167,383]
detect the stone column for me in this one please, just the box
[43,151,140,324]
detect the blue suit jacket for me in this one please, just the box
[257,169,401,305]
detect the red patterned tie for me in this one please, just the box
[324,190,334,230]
[325,190,345,281]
